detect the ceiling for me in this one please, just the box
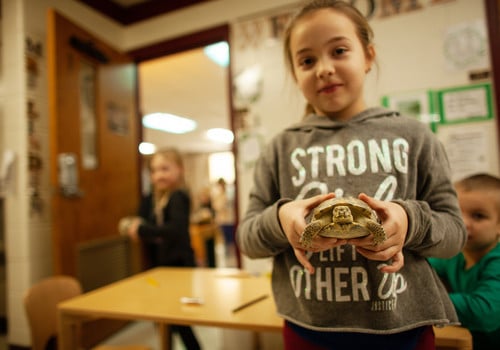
[78,0,231,154]
[138,47,231,154]
[78,0,212,25]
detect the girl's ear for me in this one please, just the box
[365,45,376,73]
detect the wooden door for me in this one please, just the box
[485,0,500,159]
[47,10,140,277]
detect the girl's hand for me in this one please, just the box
[278,193,347,274]
[127,217,142,242]
[347,193,407,273]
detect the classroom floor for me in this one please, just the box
[99,320,283,350]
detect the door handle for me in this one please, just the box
[58,153,83,197]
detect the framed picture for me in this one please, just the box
[436,83,493,124]
[381,90,438,132]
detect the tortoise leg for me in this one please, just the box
[300,220,322,248]
[366,221,387,245]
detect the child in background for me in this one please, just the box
[124,147,201,350]
[429,173,500,350]
[211,178,236,255]
[236,1,467,349]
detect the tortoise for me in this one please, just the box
[300,197,386,249]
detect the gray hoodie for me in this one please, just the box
[237,107,466,334]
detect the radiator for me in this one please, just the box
[77,235,132,292]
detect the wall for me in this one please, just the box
[1,0,124,344]
[0,0,496,346]
[2,0,46,344]
[369,0,498,181]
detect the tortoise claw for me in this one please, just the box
[300,221,322,249]
[366,221,387,245]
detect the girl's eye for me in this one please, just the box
[333,47,347,56]
[299,57,315,67]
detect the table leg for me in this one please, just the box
[252,331,260,350]
[58,311,81,350]
[158,323,172,350]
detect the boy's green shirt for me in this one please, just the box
[429,243,500,349]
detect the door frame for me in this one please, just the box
[127,25,242,267]
[485,0,500,162]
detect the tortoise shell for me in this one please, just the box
[300,197,386,249]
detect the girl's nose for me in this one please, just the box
[317,59,335,78]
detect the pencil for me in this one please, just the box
[232,294,269,313]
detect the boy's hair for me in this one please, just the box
[454,173,500,192]
[455,174,500,219]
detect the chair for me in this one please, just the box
[24,275,150,350]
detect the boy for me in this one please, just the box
[429,173,500,350]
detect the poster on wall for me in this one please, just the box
[439,123,492,181]
[443,19,489,72]
[380,90,439,132]
[107,102,129,135]
[436,83,493,124]
[79,60,98,170]
[25,35,43,91]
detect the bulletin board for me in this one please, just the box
[436,83,493,124]
[435,83,497,181]
[382,83,498,181]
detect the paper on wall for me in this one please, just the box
[440,124,491,182]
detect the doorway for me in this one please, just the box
[128,25,240,268]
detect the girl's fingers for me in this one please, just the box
[355,243,397,261]
[294,248,315,274]
[358,192,381,208]
[356,246,404,273]
[358,193,387,219]
[378,251,404,273]
[304,193,335,211]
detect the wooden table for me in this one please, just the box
[58,267,280,349]
[434,325,472,350]
[58,267,472,350]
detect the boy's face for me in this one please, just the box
[457,188,500,253]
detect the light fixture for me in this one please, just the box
[206,128,234,144]
[138,142,156,155]
[204,41,229,67]
[142,112,197,134]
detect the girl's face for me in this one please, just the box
[289,9,374,120]
[149,154,182,192]
[457,188,500,254]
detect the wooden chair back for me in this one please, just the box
[24,276,82,350]
[24,275,151,350]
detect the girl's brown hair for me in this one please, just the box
[149,147,187,223]
[149,147,186,190]
[283,0,374,78]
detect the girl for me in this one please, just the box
[236,1,467,349]
[126,147,201,350]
